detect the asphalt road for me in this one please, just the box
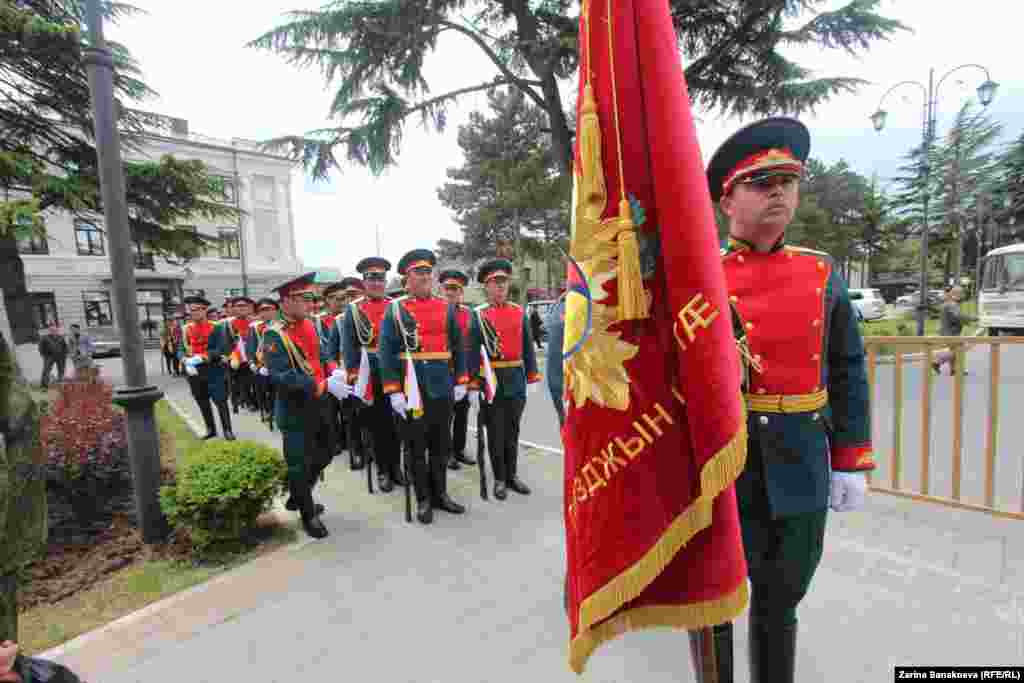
[515,342,1024,513]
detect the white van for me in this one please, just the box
[848,288,886,321]
[979,243,1024,335]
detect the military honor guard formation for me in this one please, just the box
[171,250,542,540]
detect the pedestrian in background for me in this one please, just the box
[69,324,96,382]
[932,286,977,376]
[37,323,67,388]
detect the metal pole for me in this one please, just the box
[232,145,248,297]
[83,0,166,542]
[918,68,935,337]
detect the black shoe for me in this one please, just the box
[379,474,394,493]
[216,402,236,441]
[301,514,329,539]
[202,431,217,440]
[351,454,365,470]
[436,495,465,514]
[390,469,408,487]
[454,452,476,466]
[448,455,461,470]
[494,481,507,500]
[417,499,433,524]
[508,477,531,495]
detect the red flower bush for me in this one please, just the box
[40,381,127,478]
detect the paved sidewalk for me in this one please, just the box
[37,376,1024,682]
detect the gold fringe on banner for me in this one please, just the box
[569,396,749,674]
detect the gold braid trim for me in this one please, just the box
[568,581,749,675]
[573,396,748,662]
[269,321,315,377]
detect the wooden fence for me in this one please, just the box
[863,336,1024,519]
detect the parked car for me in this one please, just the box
[89,326,122,358]
[848,288,886,321]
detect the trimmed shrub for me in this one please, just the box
[160,439,287,552]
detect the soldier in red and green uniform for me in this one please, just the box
[247,298,280,429]
[324,277,366,465]
[379,249,470,524]
[181,296,231,440]
[218,296,256,415]
[704,117,876,682]
[467,259,542,500]
[438,269,477,471]
[262,273,352,539]
[342,257,403,489]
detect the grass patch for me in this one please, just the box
[16,523,296,656]
[16,397,297,656]
[155,398,200,469]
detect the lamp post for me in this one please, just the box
[83,0,166,542]
[870,65,998,336]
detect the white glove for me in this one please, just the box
[389,392,408,417]
[331,368,346,380]
[259,367,269,377]
[185,355,204,367]
[327,375,352,401]
[185,363,198,376]
[830,471,868,512]
[453,384,467,402]
[467,389,480,403]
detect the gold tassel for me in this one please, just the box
[615,199,647,320]
[577,84,607,222]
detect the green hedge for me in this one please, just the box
[160,439,287,552]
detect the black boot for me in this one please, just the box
[749,620,795,683]
[199,402,217,440]
[508,477,531,495]
[454,450,476,466]
[687,623,732,683]
[447,454,461,470]
[390,468,408,487]
[216,401,236,441]
[417,498,433,524]
[493,481,507,500]
[378,471,394,492]
[436,494,465,514]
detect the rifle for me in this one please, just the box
[477,394,489,501]
[393,412,412,522]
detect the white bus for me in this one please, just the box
[979,242,1024,336]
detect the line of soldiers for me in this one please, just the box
[176,249,542,539]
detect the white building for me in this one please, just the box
[8,117,303,345]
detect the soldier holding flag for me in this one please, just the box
[343,257,403,489]
[378,249,469,524]
[181,295,233,440]
[707,117,875,682]
[438,268,476,471]
[468,259,541,500]
[262,273,352,539]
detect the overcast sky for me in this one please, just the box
[108,0,1024,275]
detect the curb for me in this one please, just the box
[39,393,314,662]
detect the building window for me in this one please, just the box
[16,215,48,255]
[218,178,236,204]
[218,228,240,259]
[29,293,58,329]
[82,291,113,327]
[75,220,105,256]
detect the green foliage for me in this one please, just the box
[0,1,239,266]
[160,440,287,554]
[437,88,569,266]
[250,0,906,178]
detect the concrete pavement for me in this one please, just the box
[26,361,1020,682]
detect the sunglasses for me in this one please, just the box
[409,266,433,276]
[364,272,387,282]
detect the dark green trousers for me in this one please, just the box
[1,572,17,642]
[738,442,827,627]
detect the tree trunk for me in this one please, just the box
[541,77,574,181]
[0,235,35,345]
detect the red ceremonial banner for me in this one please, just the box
[562,0,749,673]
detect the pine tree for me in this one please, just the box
[249,0,906,180]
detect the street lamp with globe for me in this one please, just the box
[870,65,998,335]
